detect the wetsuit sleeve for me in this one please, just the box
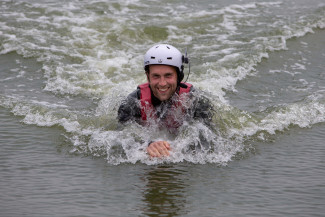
[191,88,214,125]
[117,88,141,123]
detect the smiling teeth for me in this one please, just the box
[159,88,167,91]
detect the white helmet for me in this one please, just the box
[144,44,183,73]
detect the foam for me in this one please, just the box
[1,0,325,165]
[228,98,325,140]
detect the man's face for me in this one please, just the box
[147,65,178,101]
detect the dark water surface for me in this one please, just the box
[1,109,324,216]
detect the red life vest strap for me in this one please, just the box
[139,82,192,121]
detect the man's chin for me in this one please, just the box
[156,93,170,101]
[157,96,168,101]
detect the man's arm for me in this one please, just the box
[118,90,171,158]
[117,89,141,123]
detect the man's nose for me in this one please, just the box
[159,77,167,86]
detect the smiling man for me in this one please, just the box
[148,64,178,102]
[118,44,213,158]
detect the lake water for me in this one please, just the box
[1,0,324,216]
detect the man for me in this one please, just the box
[118,44,213,158]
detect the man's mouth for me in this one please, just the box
[158,87,169,93]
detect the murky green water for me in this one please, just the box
[1,0,324,216]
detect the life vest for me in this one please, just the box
[139,82,192,129]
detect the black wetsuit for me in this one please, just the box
[117,85,213,126]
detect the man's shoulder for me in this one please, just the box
[125,88,141,100]
[117,88,142,123]
[119,88,141,109]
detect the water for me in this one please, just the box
[1,0,324,216]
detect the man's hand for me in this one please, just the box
[146,141,171,158]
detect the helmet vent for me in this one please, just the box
[166,46,170,49]
[151,56,155,59]
[167,57,172,60]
